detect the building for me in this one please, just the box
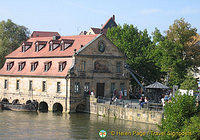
[0,31,129,112]
[80,15,117,35]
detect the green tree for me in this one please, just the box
[107,24,162,87]
[180,75,198,91]
[151,18,198,86]
[0,19,30,67]
[160,94,198,139]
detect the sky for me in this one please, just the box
[0,0,200,36]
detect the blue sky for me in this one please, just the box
[0,0,199,36]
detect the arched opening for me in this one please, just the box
[26,100,32,104]
[12,99,19,105]
[39,101,48,112]
[76,104,86,113]
[1,98,9,104]
[53,103,63,113]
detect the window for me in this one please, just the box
[74,82,80,93]
[4,80,8,89]
[60,39,74,51]
[84,82,90,92]
[22,42,32,52]
[31,62,38,72]
[116,62,121,73]
[16,80,19,90]
[7,62,14,71]
[18,62,26,71]
[42,81,46,92]
[57,82,61,92]
[44,61,52,72]
[80,61,86,71]
[111,83,115,94]
[35,41,47,52]
[49,41,60,51]
[58,61,67,72]
[29,80,33,91]
[120,83,125,92]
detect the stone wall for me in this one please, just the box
[85,97,163,124]
[0,76,67,112]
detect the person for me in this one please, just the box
[141,97,148,108]
[91,90,94,96]
[139,97,144,106]
[161,95,165,107]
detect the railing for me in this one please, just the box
[97,96,163,111]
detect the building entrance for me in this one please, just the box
[96,83,105,97]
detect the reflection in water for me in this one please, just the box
[0,111,158,140]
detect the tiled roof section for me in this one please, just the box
[91,28,107,35]
[31,31,60,38]
[101,15,117,29]
[6,34,98,58]
[0,58,73,77]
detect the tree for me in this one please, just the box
[151,18,198,86]
[0,19,30,67]
[107,24,162,88]
[180,74,198,91]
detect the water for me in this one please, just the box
[0,111,158,140]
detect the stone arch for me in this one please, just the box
[12,99,19,105]
[75,104,86,112]
[1,98,9,104]
[39,101,48,112]
[53,103,63,113]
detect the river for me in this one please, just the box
[0,111,158,140]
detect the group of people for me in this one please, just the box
[161,93,172,107]
[139,96,149,108]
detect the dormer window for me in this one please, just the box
[58,61,67,72]
[7,61,14,71]
[22,42,32,52]
[35,41,47,52]
[60,39,74,51]
[31,61,38,72]
[18,62,26,71]
[44,61,52,72]
[49,40,60,51]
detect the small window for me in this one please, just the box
[16,80,19,90]
[111,83,115,94]
[58,61,67,72]
[31,62,38,72]
[57,82,61,92]
[80,61,86,71]
[84,82,90,92]
[4,80,8,89]
[22,42,32,52]
[49,41,60,51]
[35,41,47,52]
[44,61,52,72]
[75,82,80,93]
[18,62,26,71]
[60,39,74,51]
[42,81,46,92]
[29,80,33,91]
[116,62,121,73]
[120,83,125,92]
[7,62,14,71]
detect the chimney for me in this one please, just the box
[113,15,115,21]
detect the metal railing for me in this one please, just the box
[97,96,163,111]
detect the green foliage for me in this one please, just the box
[158,94,198,139]
[180,75,198,90]
[151,18,198,86]
[107,24,162,86]
[0,19,30,67]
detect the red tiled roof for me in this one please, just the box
[101,16,117,29]
[6,34,99,58]
[31,31,60,38]
[90,28,107,35]
[0,58,73,77]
